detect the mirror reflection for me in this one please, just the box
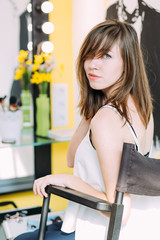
[0,0,31,99]
[0,0,34,194]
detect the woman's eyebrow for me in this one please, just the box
[107,49,113,54]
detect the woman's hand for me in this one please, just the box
[33,174,67,198]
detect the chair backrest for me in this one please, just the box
[116,143,160,196]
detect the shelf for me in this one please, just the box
[0,128,69,149]
[0,176,34,195]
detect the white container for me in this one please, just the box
[0,107,23,144]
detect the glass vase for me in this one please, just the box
[21,90,32,127]
[36,94,50,137]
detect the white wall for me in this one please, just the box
[72,0,106,126]
[0,0,29,98]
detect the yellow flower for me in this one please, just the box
[30,51,55,94]
[15,50,32,90]
[30,72,38,84]
[30,72,51,84]
[17,50,28,63]
[26,59,32,65]
[19,64,24,69]
[14,68,24,80]
[34,55,44,64]
[32,63,40,72]
[20,50,28,58]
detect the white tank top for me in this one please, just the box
[61,105,149,239]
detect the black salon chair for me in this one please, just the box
[37,143,160,240]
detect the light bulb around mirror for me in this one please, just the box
[41,1,53,13]
[42,22,54,34]
[27,41,33,51]
[28,23,32,32]
[27,3,32,13]
[42,41,54,53]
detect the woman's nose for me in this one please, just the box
[89,58,100,69]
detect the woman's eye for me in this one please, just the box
[104,54,111,59]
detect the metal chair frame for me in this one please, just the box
[38,185,124,240]
[38,142,160,240]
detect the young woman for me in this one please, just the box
[15,19,154,240]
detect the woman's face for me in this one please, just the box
[84,42,123,95]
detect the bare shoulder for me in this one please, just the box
[90,106,124,149]
[91,106,124,133]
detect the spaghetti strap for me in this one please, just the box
[102,105,143,154]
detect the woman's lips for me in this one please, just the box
[88,73,101,80]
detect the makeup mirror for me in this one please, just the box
[0,0,34,194]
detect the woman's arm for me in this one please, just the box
[90,107,131,224]
[33,117,92,197]
[33,173,107,200]
[67,117,91,167]
[33,171,130,225]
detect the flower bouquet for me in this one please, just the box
[30,52,55,94]
[31,52,55,137]
[14,50,32,127]
[14,50,32,90]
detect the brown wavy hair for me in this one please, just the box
[76,19,152,128]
